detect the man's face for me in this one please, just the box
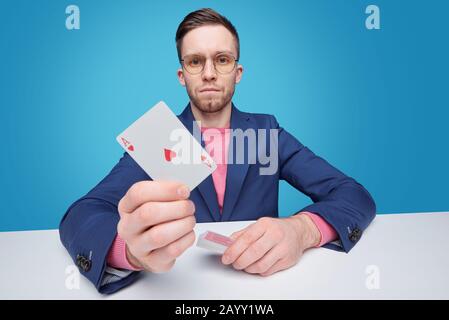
[177,25,243,113]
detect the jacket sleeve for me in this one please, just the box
[59,152,150,294]
[272,115,377,253]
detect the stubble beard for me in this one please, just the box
[187,85,235,114]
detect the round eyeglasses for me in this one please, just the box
[180,53,238,75]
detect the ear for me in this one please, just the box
[177,68,186,87]
[235,64,244,84]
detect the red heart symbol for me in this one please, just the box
[164,148,177,162]
[201,154,212,168]
[121,137,134,152]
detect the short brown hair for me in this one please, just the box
[175,8,240,62]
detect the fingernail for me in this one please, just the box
[222,255,230,264]
[177,186,189,198]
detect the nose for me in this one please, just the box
[201,58,217,81]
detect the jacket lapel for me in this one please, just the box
[178,102,252,222]
[178,103,221,222]
[220,103,251,222]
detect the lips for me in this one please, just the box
[200,88,220,92]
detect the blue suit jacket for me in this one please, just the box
[59,103,376,294]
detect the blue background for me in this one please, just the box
[1,0,448,232]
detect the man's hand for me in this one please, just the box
[117,180,196,273]
[221,214,321,276]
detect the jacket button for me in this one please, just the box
[349,228,362,243]
[82,260,92,272]
[76,254,91,272]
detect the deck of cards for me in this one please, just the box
[196,231,234,254]
[116,101,217,190]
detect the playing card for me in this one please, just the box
[116,101,217,190]
[196,231,234,254]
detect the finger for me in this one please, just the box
[231,233,278,270]
[244,245,283,274]
[119,180,190,214]
[140,215,196,252]
[259,258,290,277]
[222,222,265,265]
[131,200,195,234]
[147,230,196,264]
[229,225,250,241]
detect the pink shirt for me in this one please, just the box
[107,126,337,270]
[201,126,231,213]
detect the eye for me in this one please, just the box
[191,58,200,66]
[217,55,231,64]
[187,56,203,67]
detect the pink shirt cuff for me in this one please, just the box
[107,234,143,271]
[301,211,338,247]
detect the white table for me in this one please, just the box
[1,212,448,299]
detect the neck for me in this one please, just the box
[190,101,232,128]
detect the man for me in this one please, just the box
[59,8,376,294]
